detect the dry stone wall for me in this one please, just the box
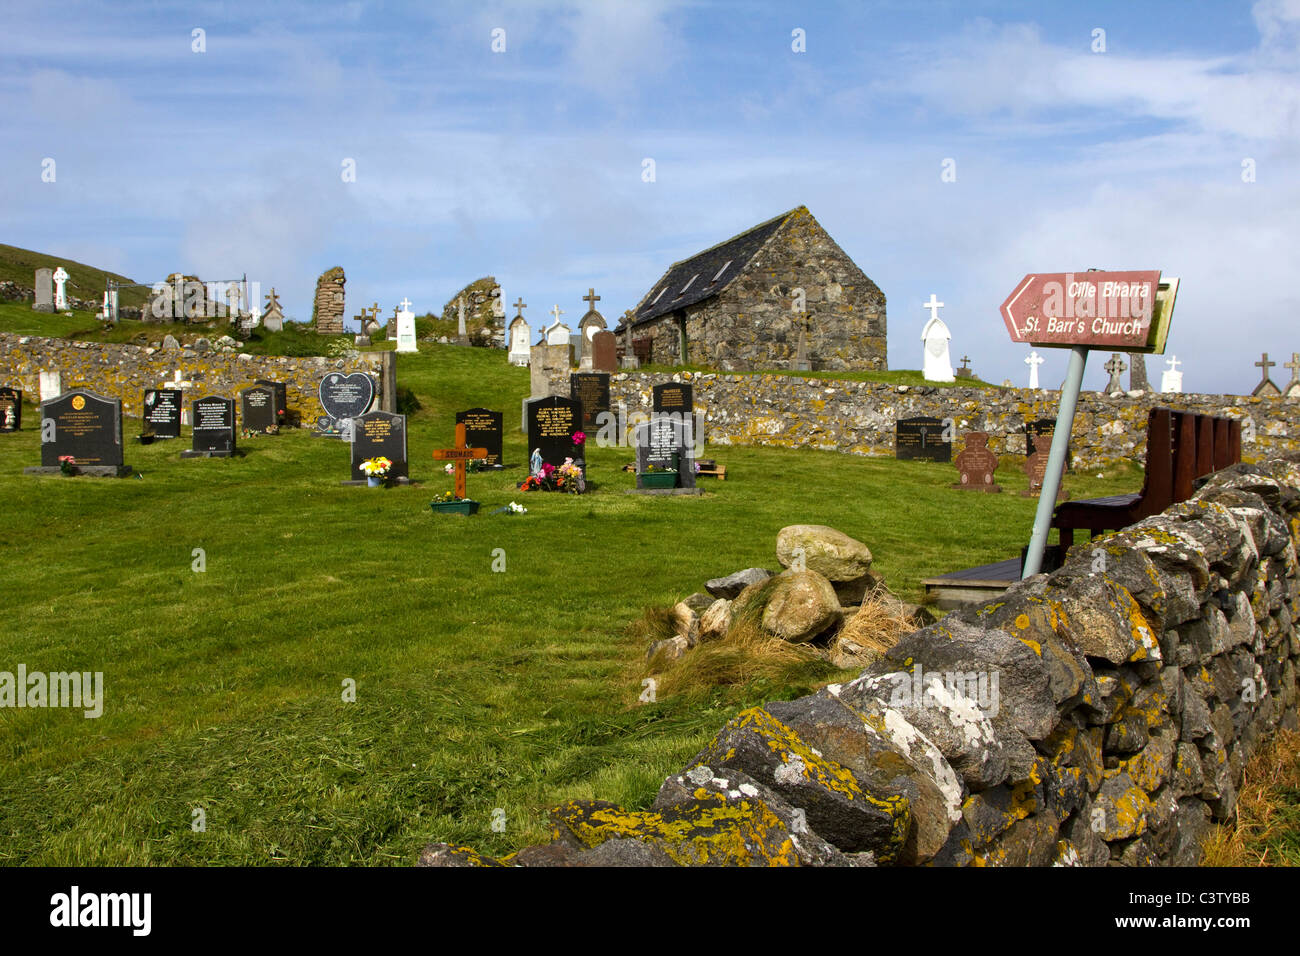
[0,332,379,423]
[420,458,1300,866]
[545,369,1300,468]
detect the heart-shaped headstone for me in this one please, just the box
[318,372,375,424]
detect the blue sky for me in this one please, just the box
[3,0,1297,393]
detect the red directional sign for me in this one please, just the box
[1001,270,1174,353]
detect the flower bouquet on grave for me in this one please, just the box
[58,455,77,476]
[361,456,393,487]
[490,501,528,515]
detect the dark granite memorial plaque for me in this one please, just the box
[570,373,610,431]
[527,395,582,470]
[592,330,618,373]
[142,388,182,439]
[240,384,277,434]
[633,412,697,490]
[350,411,408,481]
[455,407,503,468]
[40,390,123,467]
[0,387,22,432]
[895,416,951,463]
[185,396,236,457]
[255,379,288,426]
[317,372,375,437]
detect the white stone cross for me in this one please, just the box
[922,293,944,323]
[52,267,69,310]
[551,304,564,323]
[1166,355,1181,372]
[1025,350,1044,389]
[399,297,412,312]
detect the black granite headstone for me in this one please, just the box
[895,416,951,462]
[570,373,611,431]
[455,407,503,468]
[185,396,236,457]
[240,384,278,434]
[142,388,182,439]
[653,380,703,452]
[40,390,123,466]
[317,372,375,436]
[527,395,583,470]
[349,411,408,481]
[254,379,288,426]
[0,387,22,432]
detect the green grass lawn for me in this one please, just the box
[0,343,1144,865]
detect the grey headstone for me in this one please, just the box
[33,268,53,313]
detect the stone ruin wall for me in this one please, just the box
[422,459,1300,866]
[543,369,1300,469]
[313,267,346,334]
[0,332,378,423]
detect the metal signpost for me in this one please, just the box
[1002,270,1179,578]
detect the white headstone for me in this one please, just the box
[920,295,954,382]
[52,267,70,311]
[545,305,570,347]
[1160,355,1183,394]
[396,310,418,353]
[508,315,531,366]
[39,370,62,401]
[1025,350,1044,390]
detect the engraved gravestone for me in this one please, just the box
[254,380,288,427]
[36,390,127,473]
[240,384,278,434]
[569,373,610,431]
[33,269,54,313]
[183,396,236,457]
[895,416,951,462]
[0,387,22,432]
[527,395,583,472]
[350,411,408,481]
[142,388,182,439]
[953,432,1001,492]
[1023,432,1068,500]
[316,371,375,437]
[455,408,503,468]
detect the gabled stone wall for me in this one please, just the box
[631,209,887,372]
[420,459,1300,866]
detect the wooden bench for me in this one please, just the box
[1050,408,1241,548]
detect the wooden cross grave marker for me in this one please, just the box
[431,423,488,500]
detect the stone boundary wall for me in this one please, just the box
[421,459,1300,866]
[547,369,1300,469]
[0,332,379,422]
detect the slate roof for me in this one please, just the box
[620,207,802,330]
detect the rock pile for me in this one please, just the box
[313,267,346,334]
[419,459,1300,866]
[441,277,503,346]
[645,524,933,671]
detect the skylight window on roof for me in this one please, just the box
[680,274,699,295]
[711,260,732,282]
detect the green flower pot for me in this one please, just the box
[638,471,678,489]
[431,499,480,516]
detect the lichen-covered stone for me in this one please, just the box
[416,843,508,867]
[775,524,874,581]
[768,688,961,863]
[733,570,841,643]
[1092,772,1153,841]
[652,766,851,866]
[685,706,910,859]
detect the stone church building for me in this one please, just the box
[613,206,886,371]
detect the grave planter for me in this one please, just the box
[367,475,384,488]
[638,470,678,489]
[431,498,480,516]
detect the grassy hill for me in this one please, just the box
[0,343,1153,865]
[0,243,149,309]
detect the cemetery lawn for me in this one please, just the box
[0,345,1145,865]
